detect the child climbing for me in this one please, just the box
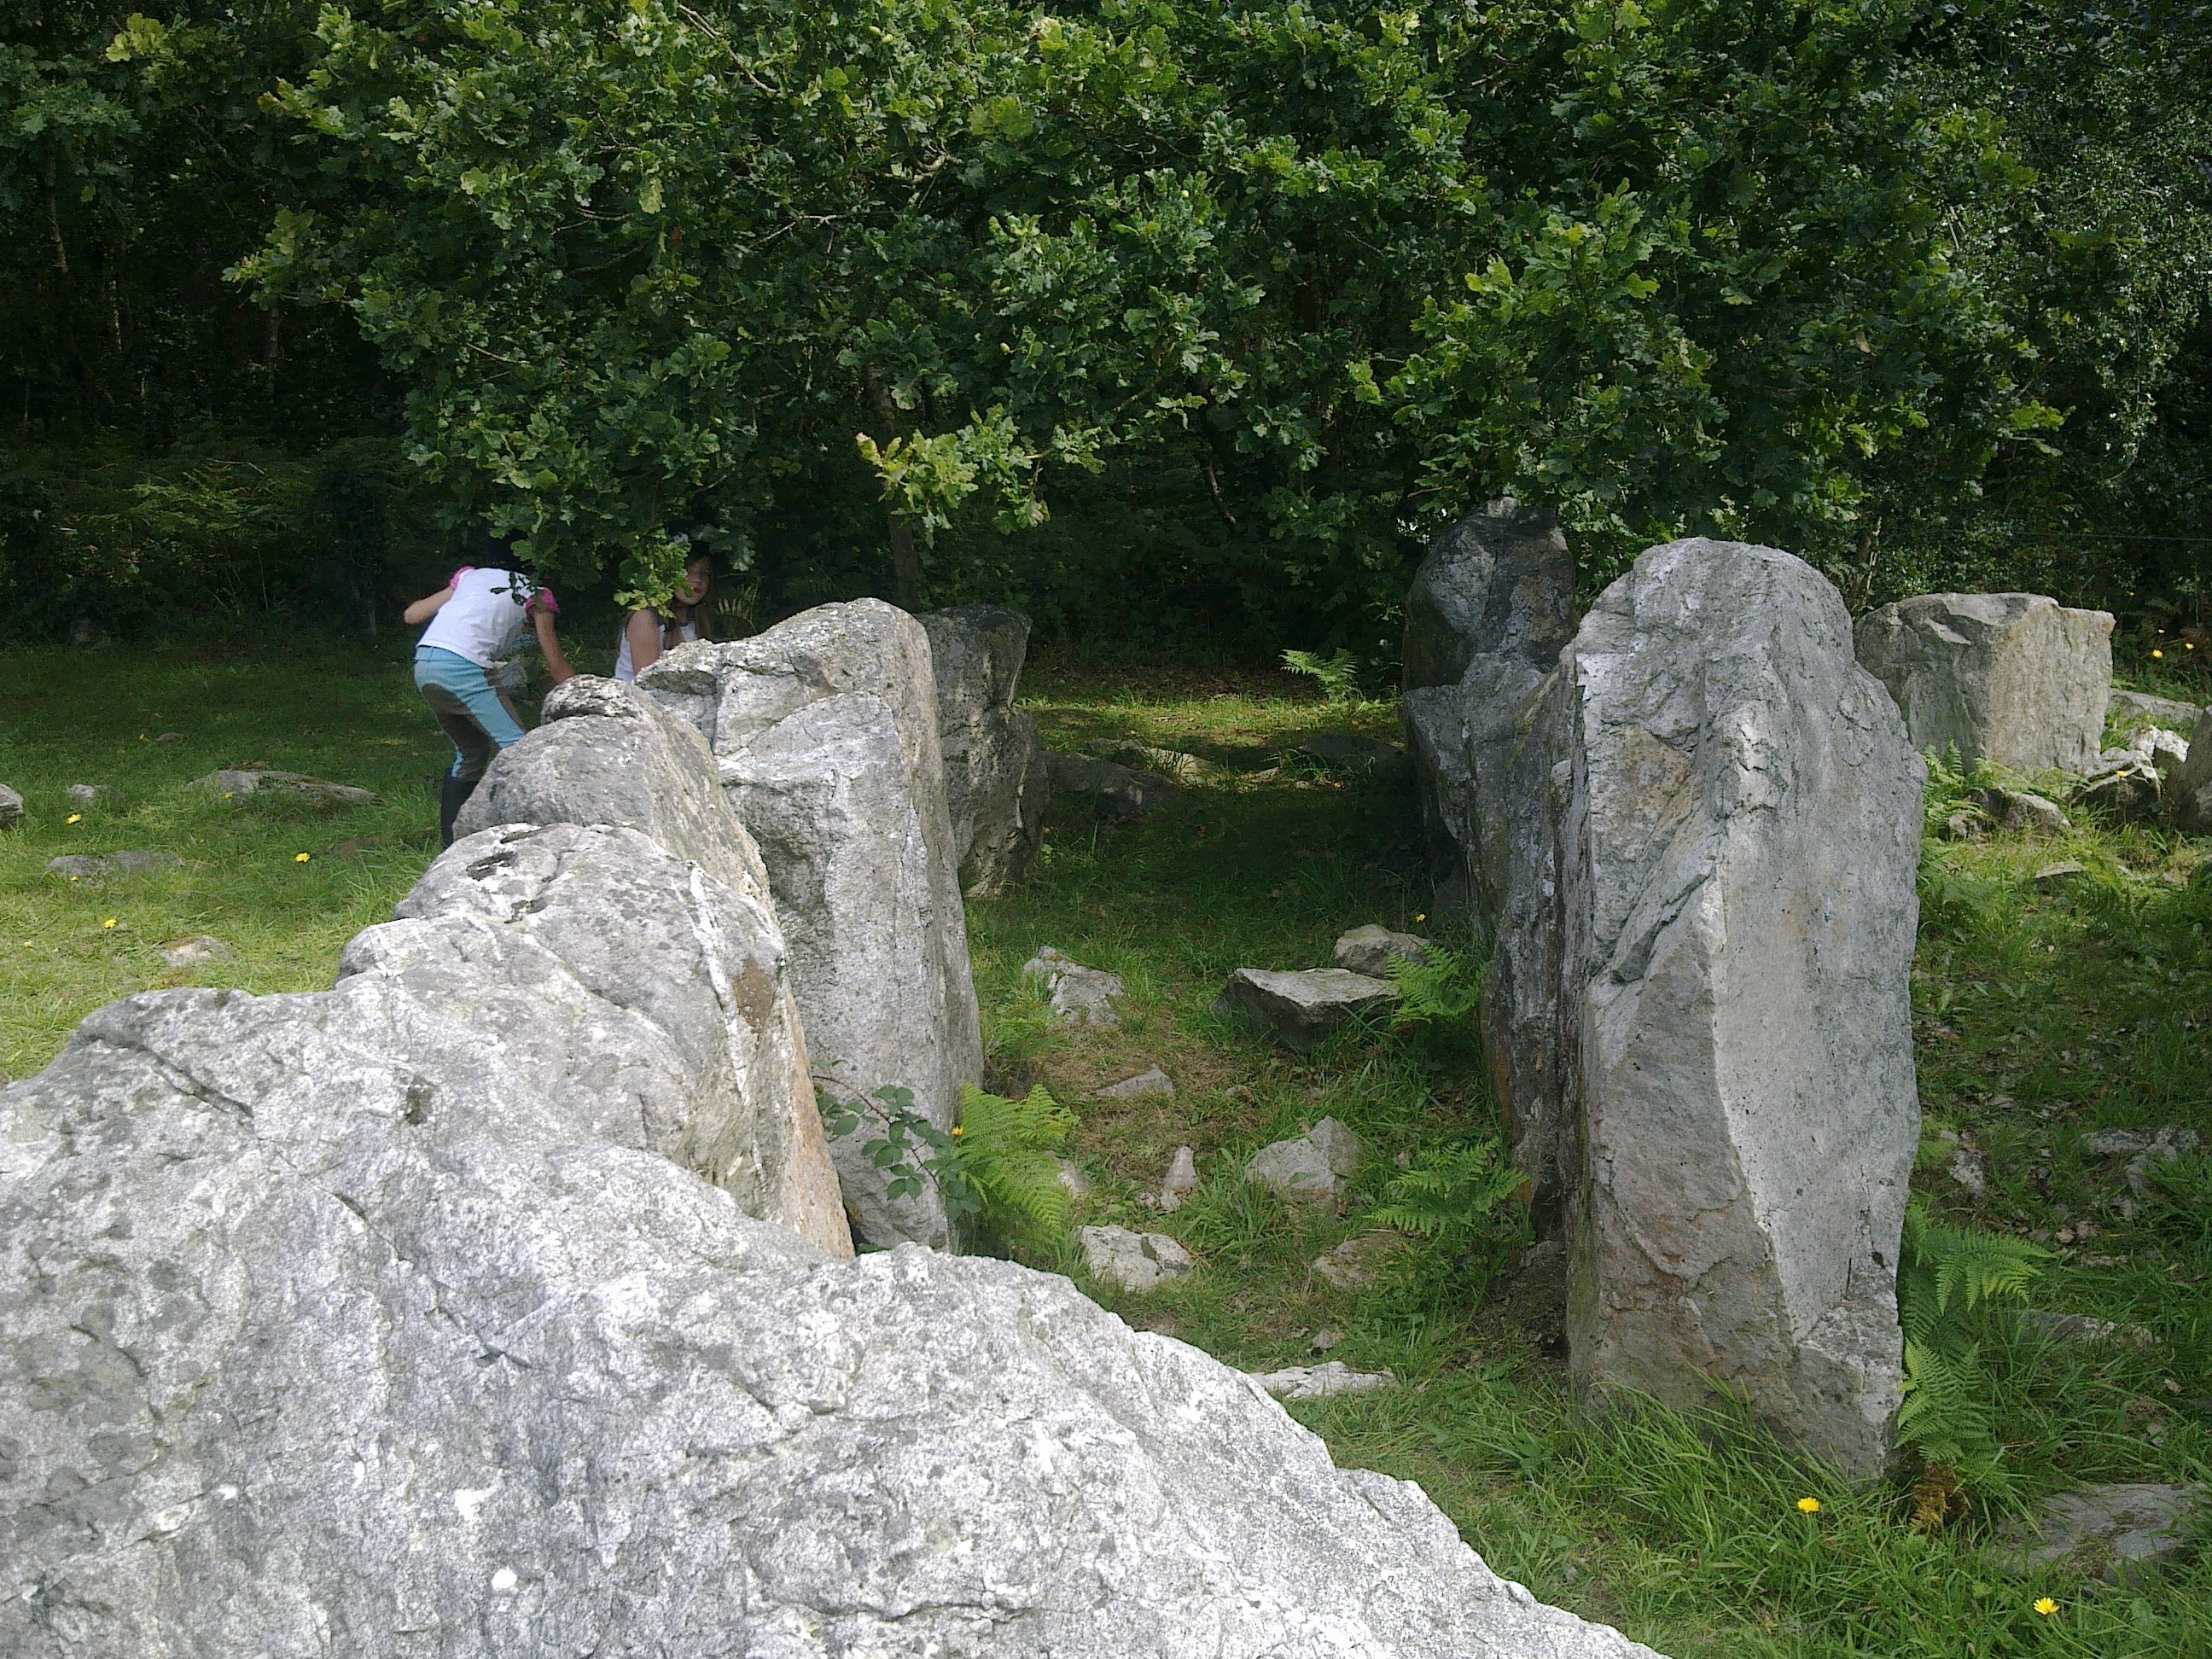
[405,556,575,845]
[613,540,714,681]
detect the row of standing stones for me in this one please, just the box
[0,599,1662,1656]
[1399,500,2203,1487]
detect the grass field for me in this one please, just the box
[3,640,2208,1657]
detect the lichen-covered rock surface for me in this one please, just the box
[639,600,982,1249]
[0,855,1667,1659]
[1854,591,2113,773]
[920,605,1050,898]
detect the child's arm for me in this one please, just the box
[624,609,664,677]
[534,607,576,685]
[402,582,456,626]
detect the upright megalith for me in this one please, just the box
[639,600,983,1249]
[0,849,1668,1659]
[1400,498,1578,901]
[918,605,1049,897]
[1854,592,2114,774]
[1562,541,1923,1476]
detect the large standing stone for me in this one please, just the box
[0,901,1663,1659]
[1854,592,2113,773]
[1400,498,1578,898]
[639,601,982,1249]
[919,606,1050,897]
[1545,540,1924,1478]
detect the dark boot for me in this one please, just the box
[439,773,479,847]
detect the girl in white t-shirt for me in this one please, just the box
[614,546,715,681]
[405,562,574,844]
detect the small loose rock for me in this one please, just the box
[1248,1361,1396,1401]
[1098,1065,1174,1101]
[1156,1146,1199,1213]
[1310,1231,1412,1290]
[1078,1225,1195,1293]
[0,784,21,830]
[160,935,231,969]
[1982,786,2070,836]
[1213,967,1396,1051]
[1023,946,1125,1026]
[1331,924,1433,977]
[1246,1117,1365,1206]
[191,768,377,808]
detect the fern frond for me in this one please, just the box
[1388,948,1484,1027]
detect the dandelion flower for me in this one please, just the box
[950,1125,965,1138]
[1414,912,1427,923]
[2153,649,2164,659]
[66,812,81,824]
[294,852,311,864]
[2034,1598,2058,1616]
[102,917,117,930]
[1796,1497,1821,1514]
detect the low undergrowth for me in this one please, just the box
[3,644,2208,1656]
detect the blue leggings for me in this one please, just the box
[414,647,526,782]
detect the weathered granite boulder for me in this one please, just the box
[1981,785,2071,835]
[1078,1224,1196,1292]
[1245,1118,1366,1205]
[1400,498,1578,898]
[1854,592,2113,773]
[1214,969,1396,1051]
[0,783,20,829]
[640,601,982,1249]
[0,886,1665,1657]
[919,606,1050,897]
[2110,688,2204,731]
[1547,540,1923,1478]
[1023,945,1126,1025]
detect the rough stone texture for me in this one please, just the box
[1854,592,2114,774]
[1249,1362,1397,1401]
[639,601,982,1250]
[2075,763,2161,824]
[46,850,181,880]
[1023,946,1126,1026]
[1311,1231,1413,1290]
[0,784,24,829]
[1086,740,1226,783]
[65,783,119,811]
[2168,710,2212,834]
[1212,969,1396,1051]
[1077,1224,1196,1292]
[1099,1065,1175,1101]
[1045,751,1179,819]
[1245,1118,1365,1206]
[0,923,1668,1656]
[1400,499,1579,900]
[919,606,1049,897]
[192,767,377,807]
[1997,1484,2203,1584]
[1483,540,1924,1478]
[448,676,848,1258]
[1982,786,2070,835]
[1332,924,1433,977]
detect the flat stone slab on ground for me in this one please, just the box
[1332,923,1433,976]
[2110,689,2205,731]
[1023,946,1125,1026]
[46,850,182,880]
[1311,1231,1413,1289]
[2034,860,2087,888]
[1996,1483,2203,1583]
[1098,1064,1174,1100]
[192,767,377,807]
[1078,1224,1195,1292]
[0,785,21,829]
[160,934,231,969]
[1247,1117,1365,1205]
[1982,786,2070,835]
[1044,751,1179,819]
[65,783,119,810]
[1249,1361,1397,1401]
[1084,739,1228,783]
[1214,967,1396,1051]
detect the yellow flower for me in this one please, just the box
[102,917,117,930]
[950,1125,965,1137]
[2034,1598,2058,1616]
[294,852,311,863]
[2152,649,2164,659]
[1414,912,1427,923]
[66,812,81,824]
[1796,1497,1821,1514]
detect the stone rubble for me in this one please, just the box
[1330,923,1432,977]
[1213,967,1396,1051]
[191,767,377,806]
[1023,945,1126,1026]
[1044,750,1180,819]
[1246,1117,1365,1206]
[1996,1483,2204,1585]
[1077,1223,1196,1292]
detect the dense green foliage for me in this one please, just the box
[5,0,2210,645]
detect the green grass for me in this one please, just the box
[3,641,2209,1656]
